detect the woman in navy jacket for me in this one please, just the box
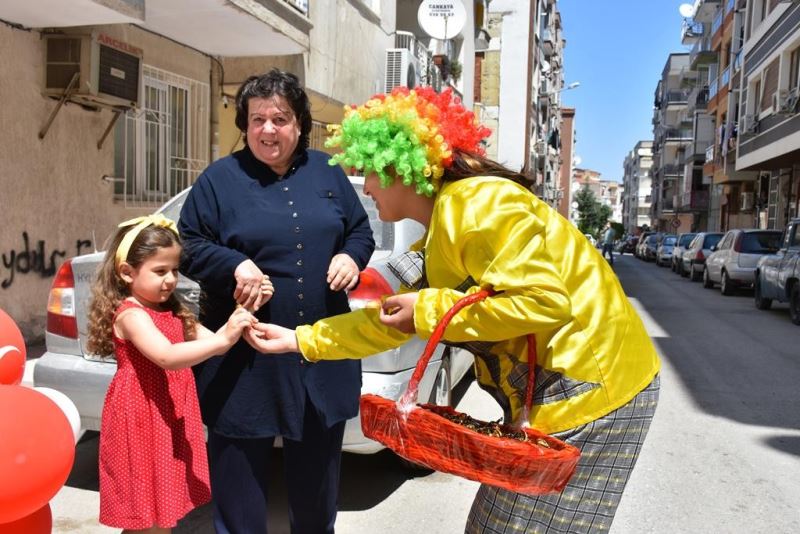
[178,69,375,534]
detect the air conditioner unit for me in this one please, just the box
[740,191,754,211]
[779,87,800,113]
[385,48,421,93]
[43,33,141,109]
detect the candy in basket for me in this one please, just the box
[360,289,580,495]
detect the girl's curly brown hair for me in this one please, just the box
[86,224,197,357]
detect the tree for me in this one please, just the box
[574,186,611,237]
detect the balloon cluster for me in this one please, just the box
[0,308,79,533]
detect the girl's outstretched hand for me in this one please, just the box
[379,292,418,334]
[219,307,257,345]
[244,323,299,354]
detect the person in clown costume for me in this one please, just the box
[244,86,661,534]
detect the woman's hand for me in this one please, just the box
[243,323,299,354]
[379,292,418,334]
[219,307,258,345]
[327,253,359,291]
[234,259,273,310]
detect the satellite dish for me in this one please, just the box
[679,3,695,18]
[417,0,467,40]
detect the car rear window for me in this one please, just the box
[663,236,677,245]
[740,232,782,253]
[679,233,696,246]
[702,234,723,249]
[356,189,395,252]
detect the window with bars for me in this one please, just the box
[113,65,209,207]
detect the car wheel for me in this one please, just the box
[680,262,689,278]
[754,275,772,310]
[399,350,452,473]
[790,285,800,326]
[702,267,714,289]
[720,270,734,296]
[690,262,702,281]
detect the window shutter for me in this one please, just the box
[761,58,779,113]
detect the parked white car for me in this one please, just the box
[681,232,724,281]
[655,234,677,267]
[35,179,474,455]
[671,232,697,273]
[703,229,782,295]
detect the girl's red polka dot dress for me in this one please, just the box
[99,300,211,529]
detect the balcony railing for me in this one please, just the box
[709,78,719,99]
[662,163,684,175]
[681,190,710,210]
[720,65,730,88]
[664,128,693,140]
[283,0,308,15]
[711,10,723,35]
[690,35,717,68]
[665,90,690,104]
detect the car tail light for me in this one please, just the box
[348,267,395,310]
[696,248,705,261]
[46,259,78,339]
[733,233,742,253]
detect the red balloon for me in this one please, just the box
[0,503,52,534]
[0,309,26,386]
[0,386,74,523]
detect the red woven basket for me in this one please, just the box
[360,289,580,495]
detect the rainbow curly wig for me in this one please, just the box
[325,86,491,196]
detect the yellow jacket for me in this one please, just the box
[297,176,660,434]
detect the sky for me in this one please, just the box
[557,0,695,182]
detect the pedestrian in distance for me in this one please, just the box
[178,69,375,533]
[86,214,259,533]
[601,221,616,265]
[243,86,661,534]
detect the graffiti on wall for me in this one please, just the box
[1,232,92,288]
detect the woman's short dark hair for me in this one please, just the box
[234,69,312,153]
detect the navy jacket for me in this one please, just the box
[178,147,375,439]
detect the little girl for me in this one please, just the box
[86,214,267,533]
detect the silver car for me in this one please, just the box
[703,229,782,295]
[681,232,724,281]
[655,234,677,267]
[671,232,697,273]
[35,178,473,454]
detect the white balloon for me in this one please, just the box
[33,387,82,444]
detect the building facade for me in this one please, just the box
[735,0,800,229]
[622,140,654,233]
[556,107,576,220]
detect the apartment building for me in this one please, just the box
[622,141,654,233]
[477,0,567,209]
[735,0,800,229]
[556,107,576,220]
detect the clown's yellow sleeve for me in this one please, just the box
[296,308,412,362]
[413,179,572,342]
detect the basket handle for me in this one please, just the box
[398,288,537,419]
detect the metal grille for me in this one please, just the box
[113,65,209,208]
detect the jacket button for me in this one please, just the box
[298,293,304,300]
[297,243,303,250]
[327,191,333,197]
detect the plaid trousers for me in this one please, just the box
[465,375,660,534]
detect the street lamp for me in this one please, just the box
[560,81,580,92]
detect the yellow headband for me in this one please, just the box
[115,214,179,266]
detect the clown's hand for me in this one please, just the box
[244,323,299,354]
[379,292,418,334]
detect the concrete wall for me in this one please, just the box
[0,23,211,341]
[490,0,532,171]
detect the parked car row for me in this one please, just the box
[632,222,799,325]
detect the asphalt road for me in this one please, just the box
[35,251,800,533]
